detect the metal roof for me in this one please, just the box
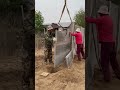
[43,22,72,28]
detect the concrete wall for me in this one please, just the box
[54,23,75,67]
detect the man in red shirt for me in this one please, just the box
[70,28,85,61]
[86,5,120,82]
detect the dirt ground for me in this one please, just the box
[35,48,85,90]
[93,68,120,90]
[93,50,120,90]
[0,56,23,90]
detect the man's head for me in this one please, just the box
[97,5,109,16]
[76,28,81,33]
[47,25,53,32]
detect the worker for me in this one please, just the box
[86,5,120,82]
[44,25,54,64]
[69,28,85,61]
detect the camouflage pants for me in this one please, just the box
[44,48,52,63]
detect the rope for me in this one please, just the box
[58,0,73,37]
[66,5,72,22]
[58,0,72,28]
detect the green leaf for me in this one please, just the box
[35,11,44,33]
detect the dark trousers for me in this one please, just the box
[77,44,85,60]
[100,42,120,81]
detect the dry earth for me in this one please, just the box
[93,50,120,90]
[0,56,23,90]
[35,49,85,90]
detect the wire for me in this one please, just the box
[58,0,73,36]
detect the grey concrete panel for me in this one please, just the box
[54,23,75,68]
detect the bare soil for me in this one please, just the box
[93,51,120,90]
[0,56,23,90]
[35,49,85,90]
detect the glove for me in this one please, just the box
[53,37,57,42]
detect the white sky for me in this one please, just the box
[35,0,85,24]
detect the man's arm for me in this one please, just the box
[70,32,77,36]
[85,17,102,24]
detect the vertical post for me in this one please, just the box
[21,5,24,51]
[44,28,46,35]
[72,23,75,59]
[21,5,24,27]
[108,0,111,13]
[54,29,57,68]
[71,23,74,59]
[116,7,120,52]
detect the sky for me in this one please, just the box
[35,0,85,24]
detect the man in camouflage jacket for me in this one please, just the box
[44,25,54,63]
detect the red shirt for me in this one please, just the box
[86,15,115,42]
[70,32,83,44]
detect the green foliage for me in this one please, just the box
[35,11,44,33]
[74,9,85,28]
